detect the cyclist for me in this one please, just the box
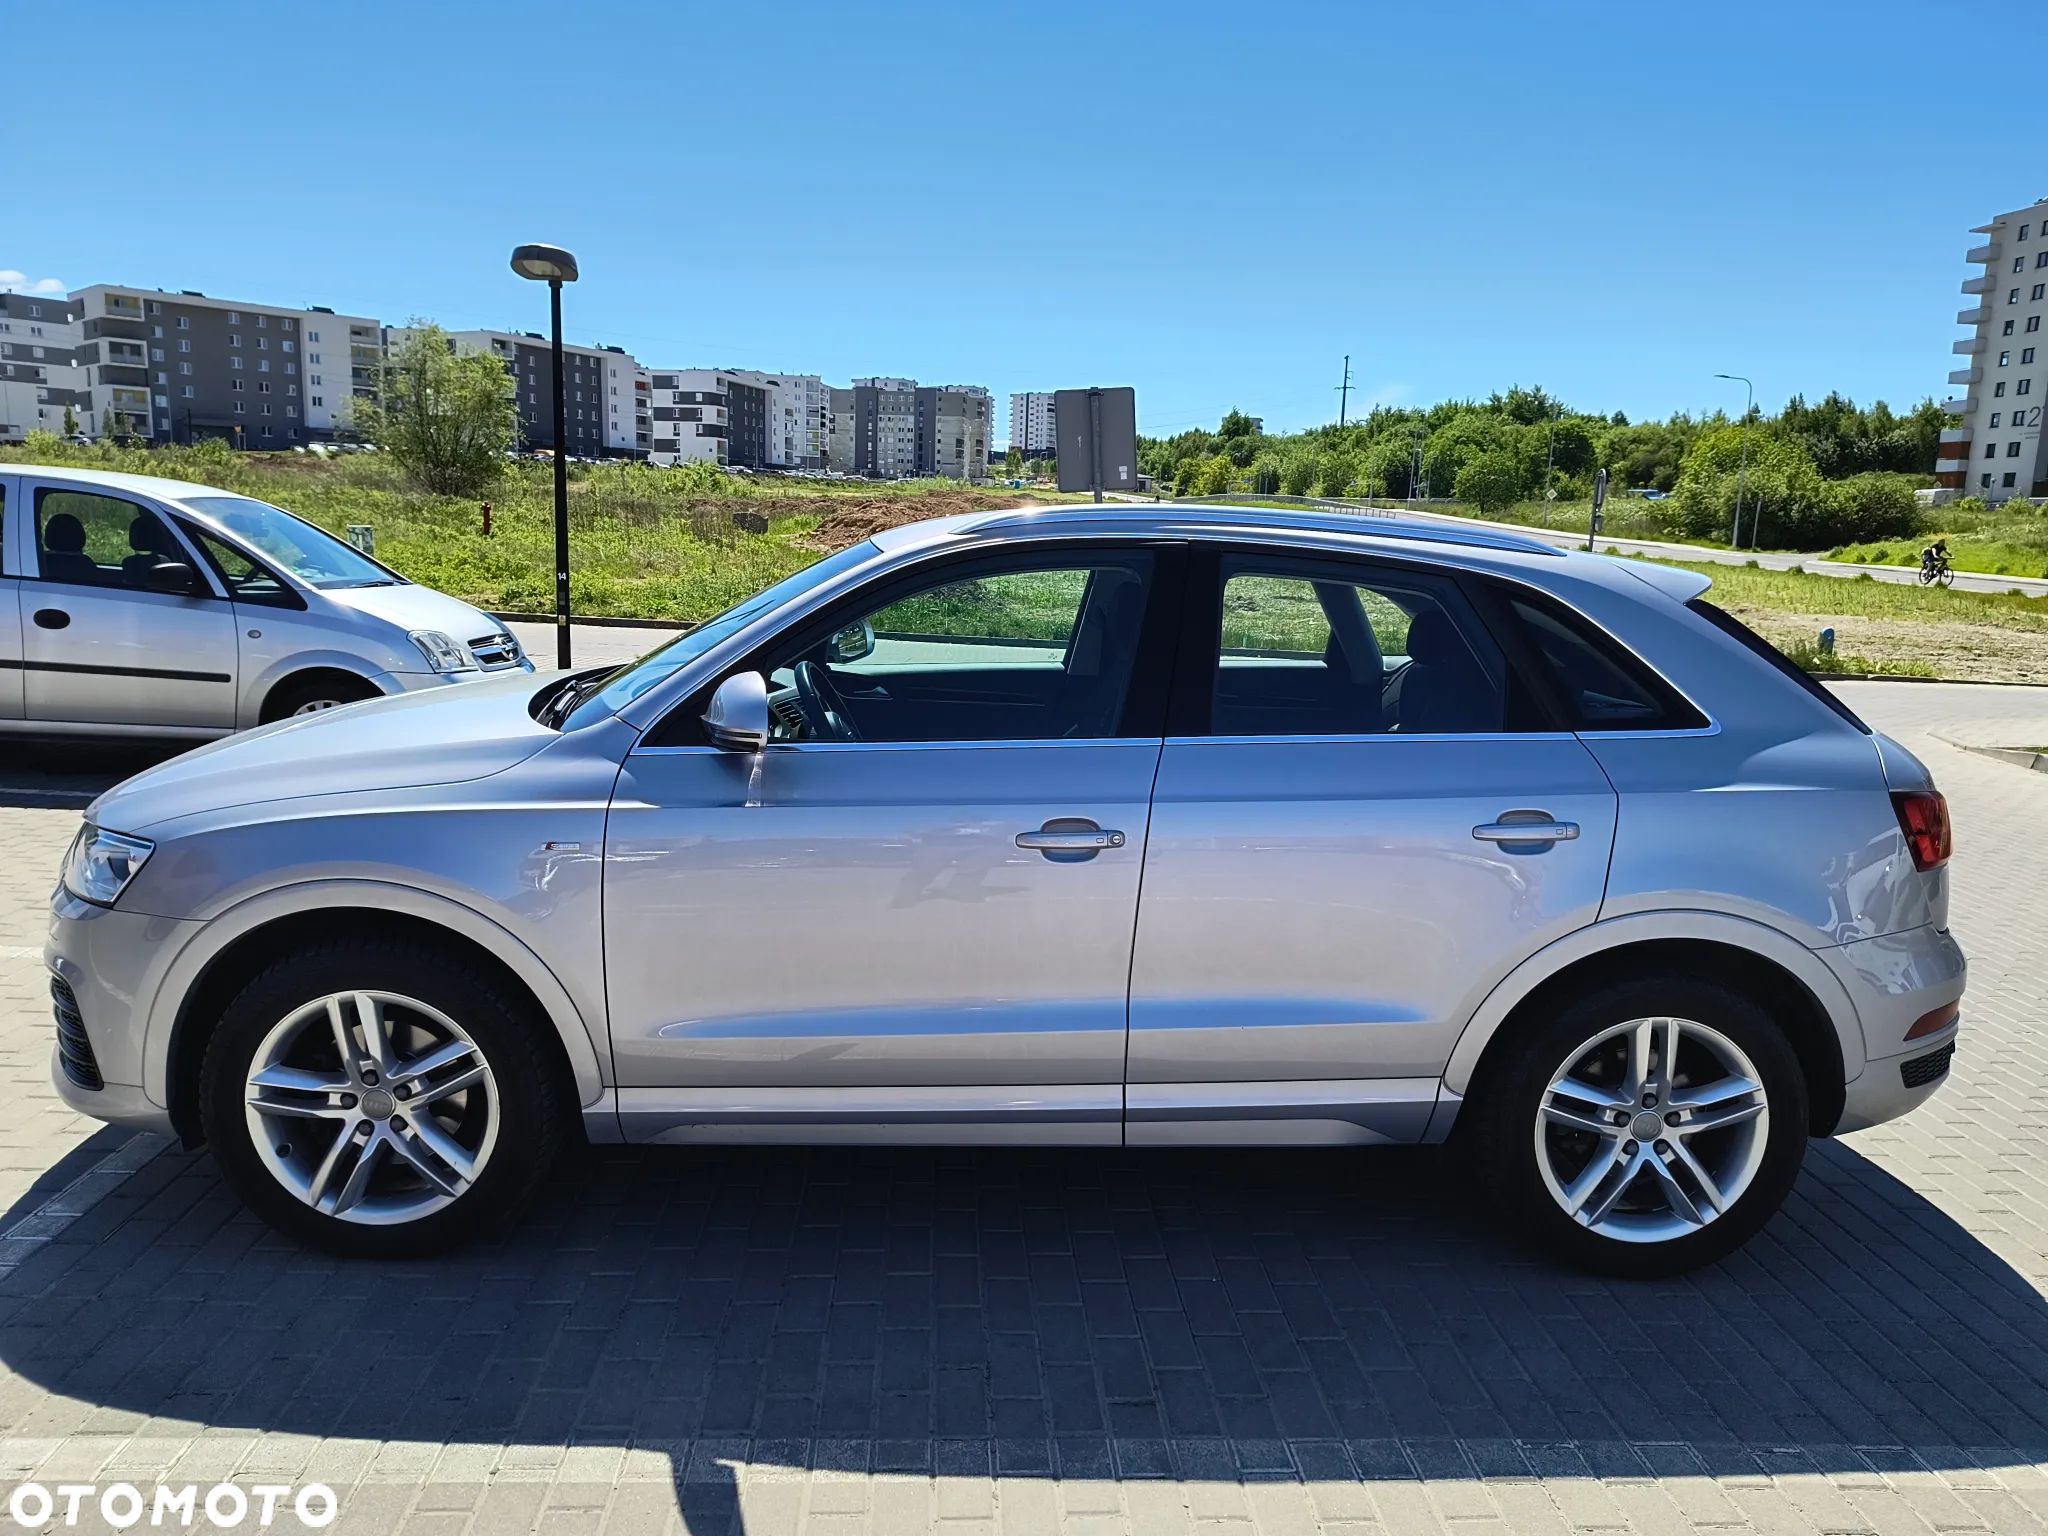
[1921,537,1950,577]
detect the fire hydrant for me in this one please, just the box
[480,500,494,537]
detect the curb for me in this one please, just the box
[1933,733,2048,774]
[1823,673,2048,688]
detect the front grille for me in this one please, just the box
[468,632,523,670]
[51,977,102,1091]
[1900,1042,1955,1089]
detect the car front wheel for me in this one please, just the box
[200,937,565,1255]
[1472,976,1809,1278]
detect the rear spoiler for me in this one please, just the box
[1615,559,1714,604]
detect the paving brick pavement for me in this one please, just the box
[0,680,2040,1533]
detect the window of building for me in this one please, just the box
[256,314,267,328]
[2020,379,2034,395]
[2015,257,2027,274]
[260,404,271,416]
[228,312,240,324]
[1991,412,2002,426]
[176,316,188,329]
[231,356,244,370]
[1985,441,1998,457]
[310,395,323,408]
[151,325,162,339]
[283,318,293,331]
[2004,472,2018,487]
[2010,442,2023,457]
[181,386,193,399]
[154,372,165,385]
[154,394,167,408]
[2027,348,2038,364]
[2000,350,2011,366]
[258,360,269,373]
[1982,472,1992,487]
[177,339,190,353]
[148,301,161,315]
[2038,251,2048,268]
[257,337,268,351]
[307,331,320,343]
[1995,382,2007,397]
[286,405,296,418]
[177,362,191,376]
[2011,289,2022,304]
[149,347,163,363]
[282,340,294,354]
[2035,284,2047,301]
[2025,224,2035,240]
[230,334,241,348]
[2003,320,2015,335]
[2030,317,2042,333]
[233,402,245,415]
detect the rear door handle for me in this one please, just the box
[1017,818,1126,858]
[1473,817,1580,844]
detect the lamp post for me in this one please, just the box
[510,243,581,668]
[1714,372,1753,548]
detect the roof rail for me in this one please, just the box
[971,501,1562,557]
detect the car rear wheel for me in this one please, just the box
[1471,976,1808,1278]
[199,937,565,1256]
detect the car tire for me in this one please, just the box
[199,935,567,1257]
[1468,974,1808,1279]
[261,673,380,721]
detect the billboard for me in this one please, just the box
[1055,387,1137,496]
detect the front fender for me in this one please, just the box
[238,648,394,727]
[1436,908,1865,1101]
[143,878,609,1112]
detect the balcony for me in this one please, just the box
[1958,305,1989,325]
[1940,427,1973,445]
[1962,275,1993,295]
[1967,242,1998,264]
[108,387,149,412]
[100,294,144,320]
[1953,336,1986,355]
[1948,366,1981,385]
[1940,396,1975,415]
[104,341,147,367]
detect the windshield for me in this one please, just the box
[180,495,402,589]
[565,541,882,728]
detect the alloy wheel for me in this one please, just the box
[244,990,500,1226]
[1533,1015,1770,1244]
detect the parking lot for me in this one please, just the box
[0,677,2043,1534]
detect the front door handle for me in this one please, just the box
[32,608,70,630]
[1473,817,1580,844]
[1017,818,1126,860]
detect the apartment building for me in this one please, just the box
[599,346,652,459]
[1939,196,2048,502]
[917,384,992,481]
[47,286,379,449]
[827,386,856,472]
[644,369,769,467]
[434,330,625,459]
[850,377,920,477]
[1008,391,1056,457]
[0,292,90,441]
[722,370,828,469]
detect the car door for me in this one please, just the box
[0,474,23,721]
[17,478,239,730]
[603,541,1180,1144]
[1125,546,1619,1145]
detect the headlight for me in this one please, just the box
[62,825,155,907]
[408,630,473,673]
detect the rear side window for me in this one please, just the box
[1686,598,1871,734]
[1498,589,1707,731]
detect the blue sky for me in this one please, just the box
[4,0,2026,439]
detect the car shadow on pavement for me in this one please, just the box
[0,739,188,809]
[0,1134,2042,1527]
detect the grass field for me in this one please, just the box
[5,440,2044,681]
[1829,496,2048,579]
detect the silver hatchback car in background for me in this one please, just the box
[46,505,1963,1275]
[0,464,530,735]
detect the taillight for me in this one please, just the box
[1892,790,1952,872]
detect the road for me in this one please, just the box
[0,681,2043,1532]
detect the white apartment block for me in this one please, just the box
[723,369,828,469]
[1008,390,1056,457]
[0,291,89,442]
[1940,196,2048,503]
[600,347,650,459]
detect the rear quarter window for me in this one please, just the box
[1492,586,1707,731]
[1685,598,1871,734]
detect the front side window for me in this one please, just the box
[1207,557,1516,736]
[32,488,192,590]
[184,524,295,606]
[757,555,1153,744]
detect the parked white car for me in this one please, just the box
[0,465,530,736]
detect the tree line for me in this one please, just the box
[1139,387,1947,547]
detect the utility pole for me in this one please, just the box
[1715,373,1754,548]
[1336,354,1352,428]
[1541,402,1560,528]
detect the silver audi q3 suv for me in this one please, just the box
[47,505,1964,1275]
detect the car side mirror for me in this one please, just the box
[703,671,771,752]
[826,619,875,664]
[145,560,203,595]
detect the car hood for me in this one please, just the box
[89,672,560,835]
[318,580,504,641]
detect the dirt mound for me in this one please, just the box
[803,493,1050,551]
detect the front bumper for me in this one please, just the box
[1826,923,1966,1135]
[371,658,536,696]
[44,888,199,1140]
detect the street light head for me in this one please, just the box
[510,243,579,284]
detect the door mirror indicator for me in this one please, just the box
[143,560,204,595]
[703,671,771,752]
[825,619,875,664]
